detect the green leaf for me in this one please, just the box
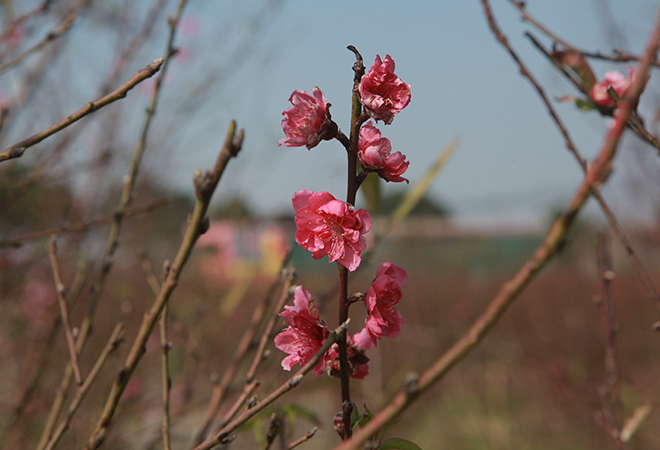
[551,49,596,89]
[386,140,457,231]
[379,438,424,450]
[575,98,597,111]
[353,405,374,429]
[251,416,265,445]
[281,403,321,426]
[361,171,381,214]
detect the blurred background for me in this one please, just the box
[1,0,660,449]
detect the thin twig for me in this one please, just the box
[245,266,296,383]
[194,320,351,450]
[159,301,172,450]
[526,32,660,156]
[0,0,53,44]
[0,260,89,450]
[0,12,76,74]
[594,233,628,449]
[509,0,660,68]
[47,235,83,385]
[216,380,259,433]
[0,197,171,248]
[329,3,660,449]
[282,427,318,450]
[483,1,660,312]
[83,121,244,450]
[0,57,164,163]
[139,254,221,384]
[74,0,187,365]
[42,324,125,450]
[100,0,169,95]
[193,260,295,445]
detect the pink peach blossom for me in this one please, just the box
[293,190,371,272]
[324,328,372,380]
[365,262,407,345]
[590,68,635,108]
[358,121,409,183]
[359,55,411,125]
[278,87,338,149]
[274,286,329,376]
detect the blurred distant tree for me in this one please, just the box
[378,191,448,217]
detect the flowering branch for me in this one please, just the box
[193,319,351,450]
[524,32,660,155]
[479,0,660,313]
[330,3,660,449]
[509,0,660,68]
[0,57,163,163]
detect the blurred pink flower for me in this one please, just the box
[274,286,329,376]
[2,25,24,49]
[278,87,338,149]
[293,190,371,272]
[196,221,240,266]
[324,328,372,380]
[359,55,411,125]
[358,121,409,183]
[23,275,54,321]
[173,46,194,64]
[365,262,407,345]
[590,68,635,108]
[180,16,200,38]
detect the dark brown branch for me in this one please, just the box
[329,3,660,449]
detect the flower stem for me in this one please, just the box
[336,45,367,440]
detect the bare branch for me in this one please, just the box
[47,235,83,386]
[0,57,164,163]
[83,121,244,450]
[0,12,76,74]
[0,197,171,248]
[42,324,125,450]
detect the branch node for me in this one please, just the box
[288,374,303,388]
[402,372,420,398]
[219,433,235,445]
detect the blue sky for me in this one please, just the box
[23,0,660,225]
